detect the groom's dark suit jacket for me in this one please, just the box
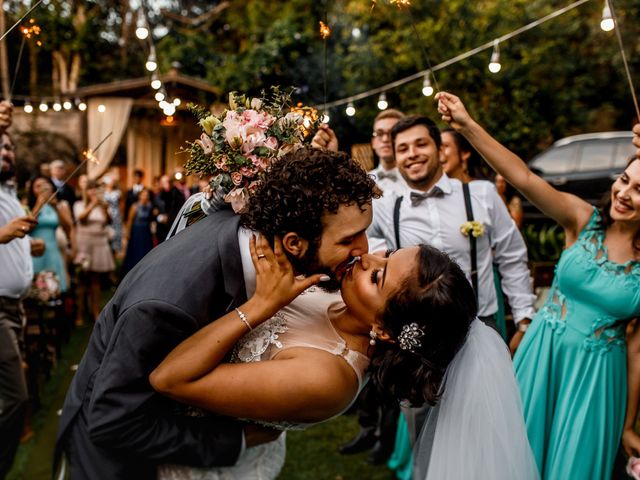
[55,209,247,479]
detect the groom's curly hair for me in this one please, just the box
[241,146,380,243]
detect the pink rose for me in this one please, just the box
[231,171,243,186]
[242,131,267,154]
[240,166,257,178]
[627,457,640,480]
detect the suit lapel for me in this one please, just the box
[216,210,248,310]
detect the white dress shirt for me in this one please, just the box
[368,174,535,323]
[368,165,408,195]
[0,182,33,298]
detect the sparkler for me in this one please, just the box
[10,19,41,99]
[31,132,113,218]
[0,0,43,42]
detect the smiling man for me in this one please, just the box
[367,115,535,349]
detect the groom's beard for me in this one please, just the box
[287,243,341,293]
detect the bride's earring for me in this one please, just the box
[369,329,377,346]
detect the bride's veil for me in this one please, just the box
[413,320,540,480]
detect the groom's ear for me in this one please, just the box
[281,232,309,258]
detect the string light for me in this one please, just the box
[173,98,181,106]
[600,2,614,31]
[136,26,149,40]
[155,91,165,102]
[97,104,106,113]
[345,102,356,116]
[23,101,33,113]
[63,99,72,110]
[316,0,590,113]
[377,92,388,110]
[158,100,169,110]
[145,49,157,72]
[52,100,62,111]
[38,101,48,112]
[321,111,330,123]
[151,74,162,90]
[488,40,501,73]
[78,101,87,111]
[163,103,176,116]
[422,72,434,96]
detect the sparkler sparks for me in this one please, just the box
[319,21,331,39]
[21,18,42,46]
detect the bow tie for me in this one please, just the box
[410,187,443,207]
[376,171,398,181]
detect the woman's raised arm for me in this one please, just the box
[436,92,593,241]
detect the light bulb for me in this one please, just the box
[136,26,149,40]
[53,101,62,112]
[422,73,434,96]
[146,51,157,72]
[159,100,169,109]
[155,91,165,102]
[39,102,48,112]
[151,79,162,90]
[488,40,501,73]
[24,102,33,113]
[345,102,356,117]
[377,93,388,110]
[78,102,87,111]
[63,100,72,110]
[600,3,614,31]
[321,112,330,124]
[97,104,106,113]
[173,98,181,106]
[163,104,176,116]
[352,27,361,38]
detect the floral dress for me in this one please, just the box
[514,208,640,479]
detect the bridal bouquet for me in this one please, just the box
[184,87,318,213]
[28,271,61,304]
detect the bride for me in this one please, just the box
[151,229,539,479]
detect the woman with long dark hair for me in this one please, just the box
[437,91,640,479]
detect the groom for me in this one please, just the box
[55,147,379,479]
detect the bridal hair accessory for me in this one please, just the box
[184,87,320,213]
[235,308,252,332]
[369,328,377,346]
[398,323,425,353]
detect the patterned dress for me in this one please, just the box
[514,208,640,479]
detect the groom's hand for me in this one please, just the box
[243,423,282,447]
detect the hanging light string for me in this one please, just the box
[316,0,591,109]
[320,5,331,120]
[0,0,43,42]
[606,0,639,121]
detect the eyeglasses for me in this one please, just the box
[372,129,392,139]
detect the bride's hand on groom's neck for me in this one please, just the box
[249,234,324,317]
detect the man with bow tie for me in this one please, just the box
[367,115,535,349]
[312,109,408,195]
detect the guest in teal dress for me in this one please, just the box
[28,175,74,292]
[437,91,640,479]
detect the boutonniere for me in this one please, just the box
[460,220,484,238]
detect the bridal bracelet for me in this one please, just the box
[235,308,252,332]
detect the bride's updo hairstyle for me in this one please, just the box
[371,245,475,406]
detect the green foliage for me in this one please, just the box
[522,223,566,262]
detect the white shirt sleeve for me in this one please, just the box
[367,196,392,253]
[487,187,536,323]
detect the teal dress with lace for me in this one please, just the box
[514,208,640,479]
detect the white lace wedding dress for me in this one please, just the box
[157,287,370,480]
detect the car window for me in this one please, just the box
[530,144,577,174]
[577,140,616,171]
[612,139,637,168]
